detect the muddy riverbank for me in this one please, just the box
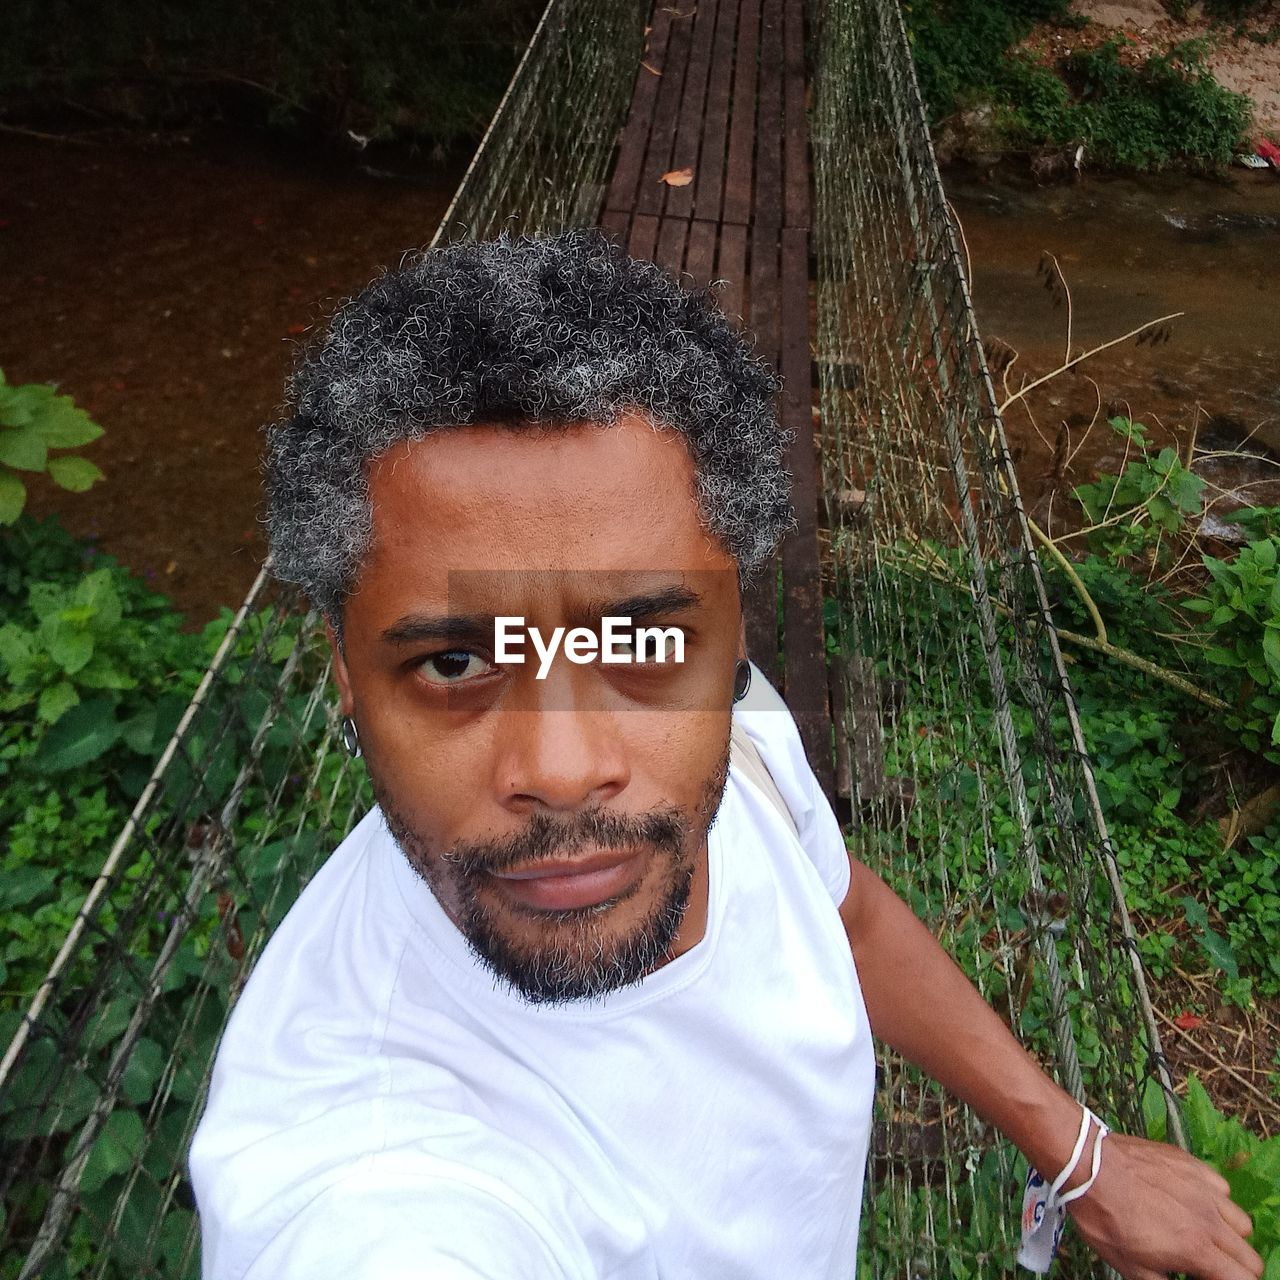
[0,130,460,623]
[946,163,1280,527]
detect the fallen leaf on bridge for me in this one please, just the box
[660,167,694,187]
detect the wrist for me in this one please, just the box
[1004,1081,1084,1172]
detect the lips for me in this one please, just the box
[489,849,644,911]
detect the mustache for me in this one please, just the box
[441,807,689,877]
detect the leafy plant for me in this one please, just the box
[1144,1075,1280,1273]
[1073,421,1206,559]
[0,370,104,525]
[1182,540,1280,761]
[908,9,1252,171]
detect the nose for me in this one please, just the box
[493,665,630,815]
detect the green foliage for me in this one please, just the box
[908,5,1252,170]
[0,370,104,525]
[0,0,543,147]
[1143,1074,1280,1269]
[1062,39,1253,170]
[0,514,368,1276]
[906,0,1071,124]
[1183,541,1280,761]
[0,517,211,1003]
[1073,419,1206,558]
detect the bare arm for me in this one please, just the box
[839,855,1264,1280]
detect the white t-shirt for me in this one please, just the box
[190,680,877,1279]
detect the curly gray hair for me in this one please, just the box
[265,228,794,625]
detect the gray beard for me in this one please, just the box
[372,744,729,1005]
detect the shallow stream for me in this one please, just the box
[946,165,1280,533]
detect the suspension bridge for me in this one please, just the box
[0,0,1181,1275]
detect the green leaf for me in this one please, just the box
[79,1110,145,1196]
[1183,1073,1219,1159]
[0,425,49,472]
[1264,628,1280,683]
[0,468,27,524]
[1205,646,1242,668]
[87,998,136,1051]
[75,567,121,629]
[31,696,121,772]
[121,1039,165,1107]
[37,679,80,724]
[1246,1136,1280,1185]
[1200,926,1239,979]
[45,622,94,675]
[46,455,104,493]
[0,864,56,910]
[30,396,103,449]
[1168,467,1205,514]
[1253,539,1278,572]
[1141,1076,1168,1142]
[1203,555,1236,591]
[1181,896,1209,929]
[0,622,35,674]
[120,704,158,755]
[1224,1163,1275,1216]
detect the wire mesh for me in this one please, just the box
[808,0,1180,1275]
[1,0,1181,1275]
[0,1,646,1275]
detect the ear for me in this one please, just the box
[326,621,355,716]
[737,615,748,663]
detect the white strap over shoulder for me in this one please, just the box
[729,717,799,838]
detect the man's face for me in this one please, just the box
[329,412,745,1004]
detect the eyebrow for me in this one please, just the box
[380,613,495,647]
[379,587,703,647]
[596,586,703,623]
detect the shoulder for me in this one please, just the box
[207,1150,591,1280]
[731,662,852,906]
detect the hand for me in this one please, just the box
[1064,1130,1264,1280]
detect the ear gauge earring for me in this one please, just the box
[340,715,362,759]
[732,659,752,703]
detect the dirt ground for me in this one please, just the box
[1025,0,1280,138]
[0,130,460,624]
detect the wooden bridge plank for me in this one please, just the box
[693,0,739,225]
[779,223,833,796]
[604,10,674,215]
[627,213,660,262]
[664,0,720,222]
[715,221,748,326]
[600,207,631,247]
[636,6,697,217]
[656,216,690,279]
[754,0,784,231]
[722,0,760,226]
[598,0,834,797]
[745,220,782,684]
[685,219,718,290]
[782,0,810,229]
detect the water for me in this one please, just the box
[945,165,1280,529]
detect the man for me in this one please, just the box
[189,230,1261,1280]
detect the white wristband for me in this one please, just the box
[1017,1105,1110,1273]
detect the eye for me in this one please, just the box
[615,628,685,663]
[416,650,494,685]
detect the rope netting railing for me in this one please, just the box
[0,0,1183,1275]
[0,3,645,1275]
[809,0,1182,1275]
